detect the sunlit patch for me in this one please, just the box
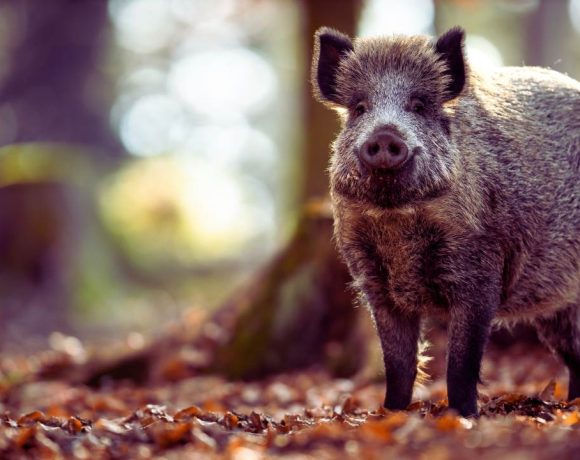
[99,155,275,265]
[570,0,580,34]
[167,48,277,116]
[118,94,188,156]
[109,0,175,54]
[178,158,276,257]
[180,160,246,241]
[185,124,277,175]
[359,0,434,36]
[465,35,504,69]
[120,67,167,93]
[168,0,235,26]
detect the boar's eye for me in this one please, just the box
[410,98,426,115]
[353,102,366,118]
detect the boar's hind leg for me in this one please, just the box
[535,304,580,400]
[372,308,421,411]
[446,303,495,418]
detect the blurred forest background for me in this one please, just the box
[1,0,580,357]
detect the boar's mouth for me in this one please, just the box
[364,165,418,208]
[333,155,449,209]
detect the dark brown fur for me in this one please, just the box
[312,26,580,417]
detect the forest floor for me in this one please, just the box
[1,317,580,459]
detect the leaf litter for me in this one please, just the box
[1,330,580,458]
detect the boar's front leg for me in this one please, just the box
[340,234,420,411]
[446,300,495,417]
[372,307,421,410]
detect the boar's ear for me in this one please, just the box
[312,27,353,106]
[435,27,466,101]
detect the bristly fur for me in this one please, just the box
[312,26,580,417]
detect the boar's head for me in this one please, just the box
[312,27,467,209]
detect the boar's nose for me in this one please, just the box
[360,129,409,171]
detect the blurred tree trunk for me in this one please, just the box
[524,0,576,76]
[301,0,361,201]
[0,180,81,346]
[210,204,361,379]
[0,0,119,347]
[0,0,120,154]
[205,0,365,379]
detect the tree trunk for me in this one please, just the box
[203,0,366,379]
[524,0,577,76]
[0,0,121,155]
[0,0,120,347]
[301,0,361,201]
[209,204,363,379]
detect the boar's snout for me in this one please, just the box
[359,127,410,171]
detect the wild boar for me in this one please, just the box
[311,26,580,416]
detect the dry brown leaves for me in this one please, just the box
[1,332,580,459]
[1,369,580,459]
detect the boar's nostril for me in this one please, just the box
[368,142,380,156]
[388,142,401,156]
[360,129,410,171]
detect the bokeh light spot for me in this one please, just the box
[119,94,187,156]
[359,0,434,36]
[109,0,175,53]
[465,36,504,69]
[570,0,580,34]
[100,155,275,264]
[168,48,277,116]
